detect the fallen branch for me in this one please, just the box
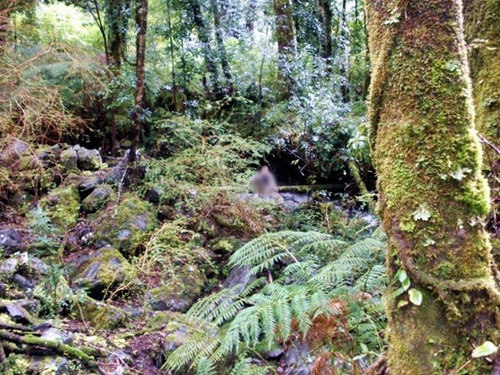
[0,329,98,367]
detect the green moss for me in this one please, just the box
[39,186,80,233]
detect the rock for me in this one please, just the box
[222,265,255,292]
[36,149,56,168]
[0,257,18,279]
[96,193,157,255]
[0,139,29,163]
[60,148,78,170]
[71,246,134,297]
[147,265,206,313]
[0,228,23,254]
[41,327,73,345]
[82,184,115,213]
[5,301,36,324]
[29,356,69,375]
[12,274,35,291]
[39,186,81,233]
[76,296,128,329]
[282,342,313,375]
[78,172,106,195]
[76,147,102,170]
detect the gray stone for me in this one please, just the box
[6,301,36,324]
[0,258,18,278]
[60,148,78,170]
[76,147,101,170]
[82,184,115,213]
[41,327,73,345]
[78,173,103,194]
[0,139,29,163]
[12,274,35,291]
[0,228,23,254]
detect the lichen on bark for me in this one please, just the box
[366,0,500,373]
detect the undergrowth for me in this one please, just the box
[163,226,387,373]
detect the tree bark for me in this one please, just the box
[106,0,127,71]
[366,0,500,373]
[129,0,148,163]
[464,0,500,178]
[273,0,295,100]
[210,0,233,94]
[189,0,220,99]
[318,0,332,64]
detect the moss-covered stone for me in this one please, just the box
[73,295,127,329]
[81,184,115,213]
[70,246,134,296]
[96,193,157,255]
[366,0,500,372]
[147,264,206,312]
[39,186,80,233]
[60,148,78,171]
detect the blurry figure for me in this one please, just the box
[250,166,279,197]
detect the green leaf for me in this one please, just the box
[408,289,423,306]
[402,278,411,291]
[391,287,406,298]
[398,270,408,283]
[472,341,498,358]
[397,300,409,308]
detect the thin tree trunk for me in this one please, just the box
[129,0,148,163]
[189,0,220,99]
[318,0,332,66]
[210,0,234,94]
[274,0,296,100]
[367,0,500,372]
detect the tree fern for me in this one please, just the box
[163,227,387,373]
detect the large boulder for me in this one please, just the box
[70,246,134,297]
[147,264,206,313]
[96,193,157,255]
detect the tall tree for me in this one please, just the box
[366,0,500,373]
[129,0,148,162]
[464,0,500,174]
[273,0,296,99]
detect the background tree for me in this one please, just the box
[129,0,148,162]
[366,0,500,372]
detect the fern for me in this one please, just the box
[163,227,387,374]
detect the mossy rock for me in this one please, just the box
[74,296,128,329]
[39,186,80,233]
[147,265,206,313]
[70,246,134,297]
[209,236,242,254]
[96,193,157,255]
[82,184,115,213]
[60,148,78,171]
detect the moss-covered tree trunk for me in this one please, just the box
[464,0,500,161]
[366,0,500,373]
